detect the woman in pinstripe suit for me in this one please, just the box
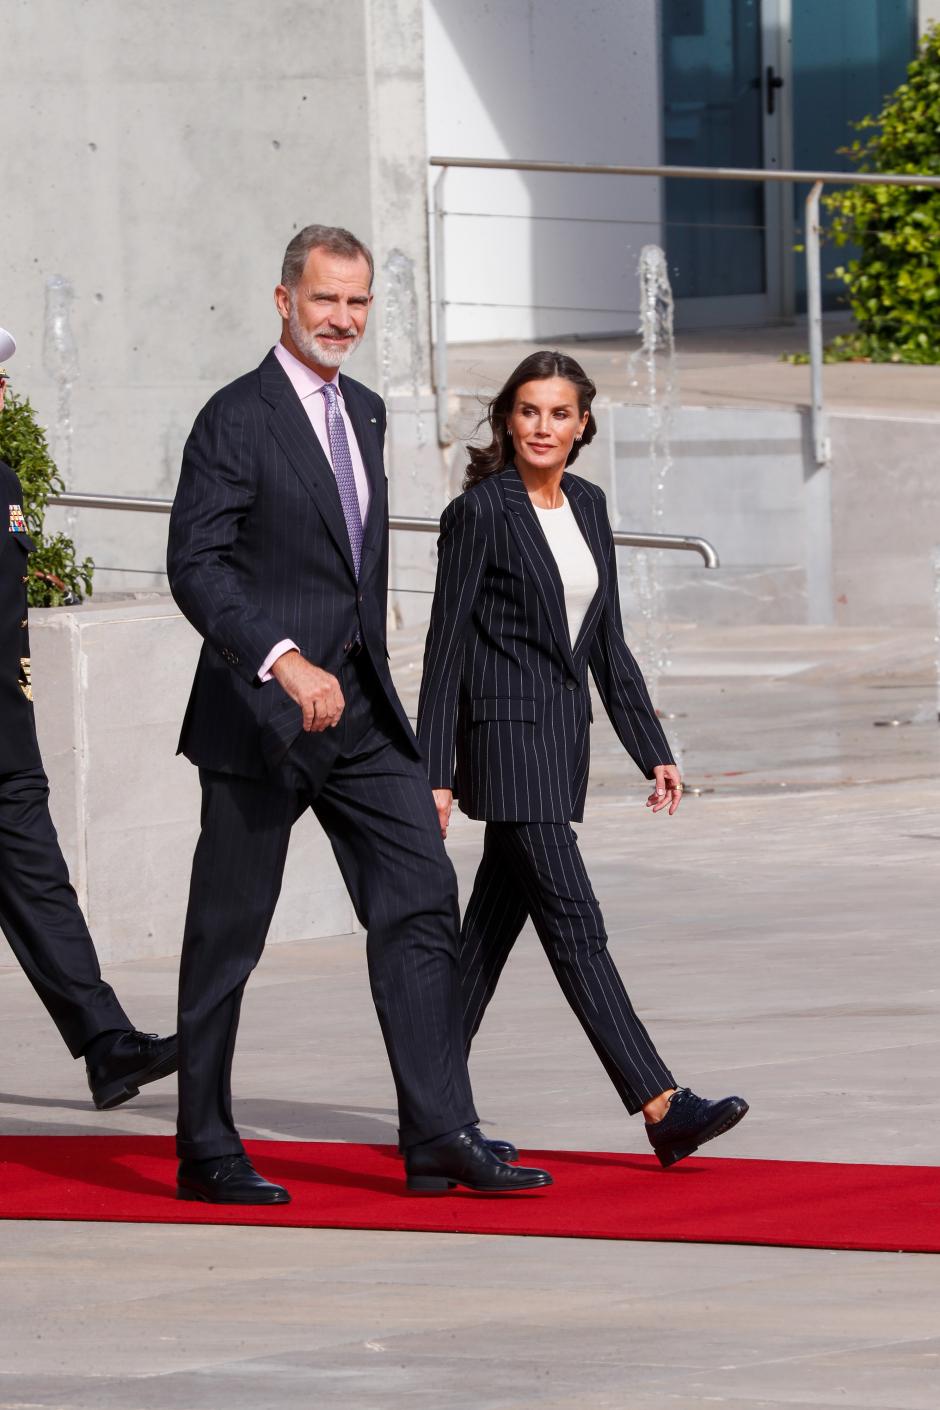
[417,351,747,1168]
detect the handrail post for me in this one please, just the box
[805,180,830,465]
[430,166,451,446]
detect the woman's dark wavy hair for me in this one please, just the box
[464,350,598,490]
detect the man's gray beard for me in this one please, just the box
[288,304,362,368]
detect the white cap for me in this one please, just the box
[0,327,15,364]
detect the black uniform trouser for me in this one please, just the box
[0,767,130,1057]
[459,821,676,1114]
[176,651,477,1161]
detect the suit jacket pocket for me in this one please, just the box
[470,697,536,724]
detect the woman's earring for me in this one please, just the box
[575,435,582,442]
[507,428,513,437]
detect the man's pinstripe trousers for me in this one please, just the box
[459,822,675,1113]
[176,651,477,1160]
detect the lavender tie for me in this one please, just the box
[321,381,364,578]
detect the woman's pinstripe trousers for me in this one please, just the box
[459,821,675,1114]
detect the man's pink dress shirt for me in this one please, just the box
[258,342,373,681]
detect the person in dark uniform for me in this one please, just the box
[0,327,176,1109]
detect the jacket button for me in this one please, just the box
[565,678,578,691]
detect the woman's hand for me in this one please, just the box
[432,788,454,839]
[646,764,683,816]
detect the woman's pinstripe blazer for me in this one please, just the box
[416,464,675,823]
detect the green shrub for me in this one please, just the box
[0,391,94,607]
[823,23,940,364]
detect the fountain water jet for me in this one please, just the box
[42,274,80,483]
[378,247,438,632]
[379,247,427,458]
[624,245,678,711]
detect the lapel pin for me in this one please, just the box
[369,416,377,424]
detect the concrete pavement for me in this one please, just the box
[448,320,940,420]
[1,624,938,1408]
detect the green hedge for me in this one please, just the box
[0,391,94,607]
[824,23,940,364]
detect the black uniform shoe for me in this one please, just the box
[86,1030,178,1111]
[646,1088,749,1169]
[177,1154,291,1205]
[405,1126,552,1194]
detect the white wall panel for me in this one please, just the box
[425,0,664,342]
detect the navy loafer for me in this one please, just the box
[646,1088,749,1169]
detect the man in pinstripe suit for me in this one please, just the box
[166,227,551,1203]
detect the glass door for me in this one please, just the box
[661,0,786,326]
[791,0,917,310]
[661,0,918,324]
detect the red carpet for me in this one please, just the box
[0,1137,937,1252]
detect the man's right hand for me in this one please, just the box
[271,650,345,733]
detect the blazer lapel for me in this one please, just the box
[500,466,578,676]
[562,474,608,657]
[258,352,357,581]
[339,375,386,583]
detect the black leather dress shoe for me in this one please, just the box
[405,1126,552,1194]
[397,1125,518,1163]
[177,1154,291,1204]
[482,1134,519,1163]
[646,1088,749,1169]
[86,1030,178,1111]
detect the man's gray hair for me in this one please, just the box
[281,225,375,289]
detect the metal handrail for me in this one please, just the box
[429,155,940,187]
[428,156,940,462]
[50,493,719,567]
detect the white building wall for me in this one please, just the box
[919,1,940,32]
[424,0,664,344]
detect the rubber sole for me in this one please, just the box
[406,1173,554,1194]
[176,1185,292,1205]
[654,1099,750,1169]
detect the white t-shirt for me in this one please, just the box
[532,497,599,650]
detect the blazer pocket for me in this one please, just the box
[470,697,536,724]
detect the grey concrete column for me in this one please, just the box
[1,0,437,592]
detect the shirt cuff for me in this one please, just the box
[258,639,299,682]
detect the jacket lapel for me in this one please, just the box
[562,474,608,657]
[258,352,358,582]
[500,466,578,676]
[339,374,386,584]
